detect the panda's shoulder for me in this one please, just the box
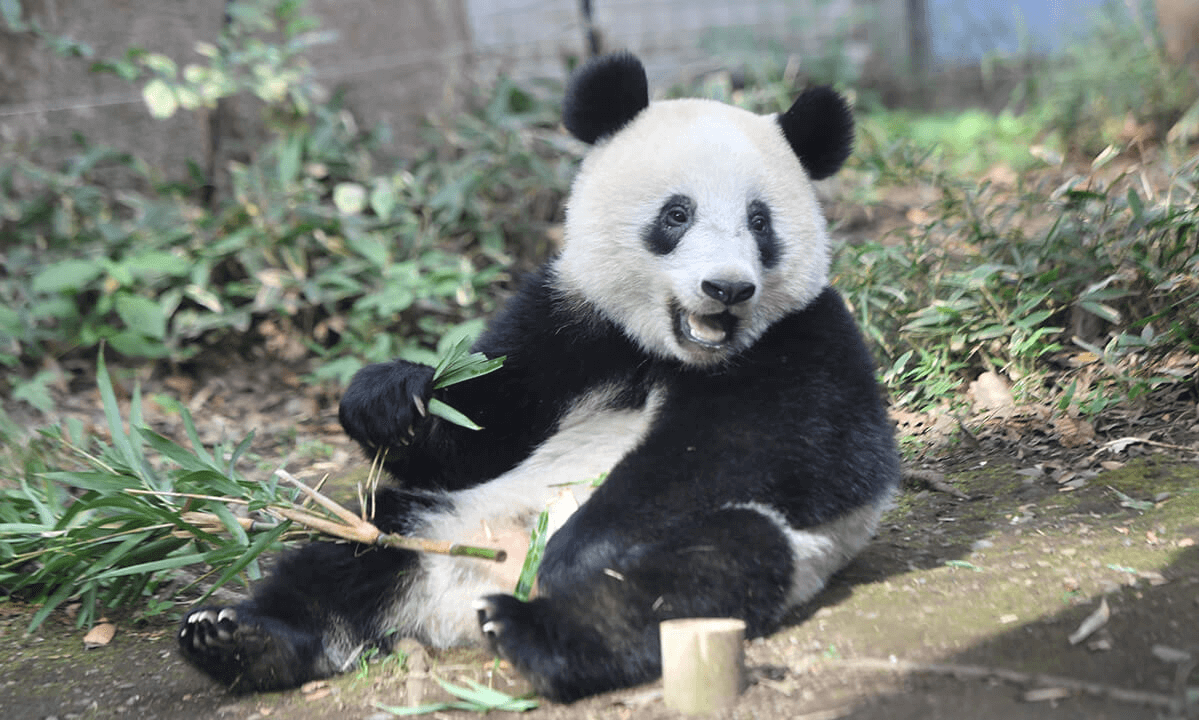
[767,287,865,352]
[744,288,881,391]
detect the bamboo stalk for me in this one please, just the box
[274,469,363,526]
[135,480,508,563]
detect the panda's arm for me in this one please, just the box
[340,264,641,491]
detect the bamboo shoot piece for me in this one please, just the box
[660,617,746,714]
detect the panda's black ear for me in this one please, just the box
[778,87,854,181]
[563,52,650,144]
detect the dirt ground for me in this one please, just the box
[1,352,1197,720]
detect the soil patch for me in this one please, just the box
[2,364,1197,719]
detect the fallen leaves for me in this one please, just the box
[83,621,116,649]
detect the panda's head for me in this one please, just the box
[554,53,853,367]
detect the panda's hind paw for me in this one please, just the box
[473,596,517,655]
[179,606,245,653]
[476,594,592,701]
[178,605,295,690]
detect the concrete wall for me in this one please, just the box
[0,0,473,188]
[0,0,914,189]
[0,0,223,182]
[464,0,915,87]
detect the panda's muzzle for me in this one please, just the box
[673,280,755,349]
[677,309,739,347]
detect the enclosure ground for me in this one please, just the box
[2,360,1197,720]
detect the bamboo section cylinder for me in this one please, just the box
[660,617,746,714]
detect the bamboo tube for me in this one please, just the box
[660,618,746,714]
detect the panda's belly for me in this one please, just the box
[390,386,663,647]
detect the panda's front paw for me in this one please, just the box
[338,360,435,452]
[180,607,243,652]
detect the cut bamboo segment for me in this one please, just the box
[660,617,746,714]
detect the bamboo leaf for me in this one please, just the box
[195,520,290,602]
[427,398,482,430]
[96,352,139,473]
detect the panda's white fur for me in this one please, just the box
[386,385,665,647]
[178,52,899,703]
[557,99,830,366]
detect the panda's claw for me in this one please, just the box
[474,598,503,641]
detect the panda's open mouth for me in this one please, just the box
[675,308,739,349]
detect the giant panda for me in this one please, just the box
[178,52,900,703]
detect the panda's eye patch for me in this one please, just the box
[644,194,696,255]
[748,200,780,268]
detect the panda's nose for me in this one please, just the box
[701,279,756,306]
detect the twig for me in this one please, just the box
[902,467,972,500]
[826,656,1187,713]
[177,511,291,537]
[952,414,983,450]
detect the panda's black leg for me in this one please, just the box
[179,540,418,692]
[475,506,795,702]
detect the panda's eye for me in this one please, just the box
[665,205,690,226]
[749,213,769,234]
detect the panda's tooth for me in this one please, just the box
[687,313,727,344]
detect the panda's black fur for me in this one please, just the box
[178,52,900,702]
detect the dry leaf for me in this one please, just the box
[905,207,934,225]
[969,371,1014,411]
[300,680,328,694]
[1086,637,1112,651]
[83,622,116,649]
[1054,416,1095,448]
